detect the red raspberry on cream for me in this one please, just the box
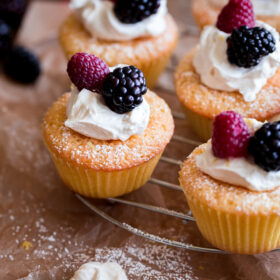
[212,111,251,158]
[216,0,255,33]
[67,52,110,93]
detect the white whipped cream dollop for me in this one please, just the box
[70,262,128,280]
[193,21,280,102]
[209,0,280,16]
[70,0,167,41]
[196,119,280,192]
[65,86,150,141]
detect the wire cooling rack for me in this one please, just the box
[76,111,280,254]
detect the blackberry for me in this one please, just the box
[0,0,27,30]
[0,19,12,58]
[4,46,41,84]
[248,121,280,172]
[227,26,276,68]
[114,0,161,24]
[102,66,147,114]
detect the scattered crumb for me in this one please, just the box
[21,241,33,250]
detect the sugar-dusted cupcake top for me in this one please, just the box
[65,52,150,141]
[196,111,280,192]
[43,90,174,170]
[193,0,280,102]
[70,0,167,41]
[181,143,280,215]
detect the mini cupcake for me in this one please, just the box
[175,0,280,141]
[180,111,280,254]
[59,0,178,88]
[192,0,280,32]
[42,53,174,198]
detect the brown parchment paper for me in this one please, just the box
[1,1,280,279]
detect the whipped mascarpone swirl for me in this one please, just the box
[209,0,280,16]
[70,262,128,280]
[70,0,167,41]
[196,119,280,192]
[193,21,280,102]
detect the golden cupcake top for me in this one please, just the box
[180,144,280,215]
[43,90,174,171]
[59,13,178,62]
[180,0,280,104]
[180,111,280,215]
[175,49,280,120]
[43,52,174,170]
[69,0,168,41]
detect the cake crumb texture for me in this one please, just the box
[180,144,280,215]
[42,90,174,171]
[59,14,178,65]
[175,49,280,121]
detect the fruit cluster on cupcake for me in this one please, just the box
[59,0,178,88]
[67,52,148,114]
[212,111,280,173]
[175,0,280,141]
[199,111,280,191]
[192,0,280,32]
[180,111,280,254]
[114,0,161,24]
[42,53,174,198]
[217,0,276,68]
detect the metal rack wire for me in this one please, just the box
[75,111,280,254]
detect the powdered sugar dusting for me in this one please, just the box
[180,144,280,215]
[175,50,280,120]
[43,91,174,170]
[93,242,199,280]
[60,14,178,65]
[1,202,198,280]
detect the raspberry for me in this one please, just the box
[67,53,110,92]
[114,0,161,24]
[248,122,280,171]
[4,46,41,83]
[0,0,27,30]
[216,0,255,33]
[102,65,147,114]
[212,111,251,158]
[227,26,276,68]
[0,19,12,58]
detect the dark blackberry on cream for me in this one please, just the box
[102,66,147,114]
[114,0,161,24]
[227,25,276,68]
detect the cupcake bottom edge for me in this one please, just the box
[186,196,280,255]
[49,151,162,199]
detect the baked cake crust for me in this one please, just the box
[59,13,178,64]
[175,49,280,121]
[43,90,174,172]
[180,144,280,215]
